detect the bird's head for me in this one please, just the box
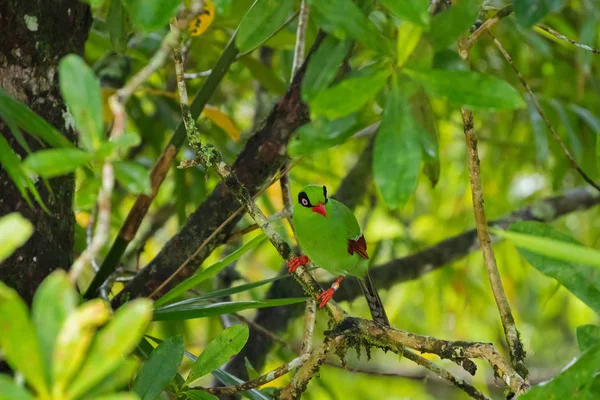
[297,184,328,218]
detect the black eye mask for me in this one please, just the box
[298,192,312,208]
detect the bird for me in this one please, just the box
[288,184,389,326]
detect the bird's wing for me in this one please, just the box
[330,199,369,259]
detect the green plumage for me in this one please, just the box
[292,185,368,278]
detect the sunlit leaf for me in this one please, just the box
[308,0,391,54]
[288,114,359,156]
[153,298,308,321]
[86,358,139,398]
[88,394,140,400]
[59,55,104,151]
[396,22,422,67]
[380,0,429,27]
[236,0,296,53]
[301,37,352,101]
[114,161,151,195]
[122,0,181,32]
[183,391,218,400]
[66,299,153,399]
[309,69,389,119]
[0,213,34,264]
[180,276,288,304]
[373,78,422,209]
[429,0,479,49]
[577,325,600,352]
[0,282,49,398]
[23,148,94,178]
[189,0,216,36]
[0,374,34,400]
[155,234,267,307]
[186,325,249,386]
[406,69,526,110]
[133,335,184,399]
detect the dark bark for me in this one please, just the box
[0,0,91,303]
[228,185,600,376]
[111,34,326,307]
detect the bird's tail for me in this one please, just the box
[358,271,390,327]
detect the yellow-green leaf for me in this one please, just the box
[0,213,33,264]
[397,22,422,67]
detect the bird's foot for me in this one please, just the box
[287,255,310,273]
[317,288,336,308]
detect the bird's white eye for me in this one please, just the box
[301,198,309,206]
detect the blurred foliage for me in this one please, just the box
[0,0,600,399]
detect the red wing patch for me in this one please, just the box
[348,234,369,259]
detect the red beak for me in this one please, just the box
[311,202,327,218]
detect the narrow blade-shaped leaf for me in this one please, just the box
[67,299,153,399]
[380,0,429,27]
[181,275,288,304]
[0,213,33,263]
[429,0,479,50]
[184,391,218,400]
[59,55,104,151]
[133,335,184,400]
[373,78,422,209]
[155,234,267,307]
[288,114,359,156]
[301,37,352,101]
[406,69,526,110]
[308,0,391,55]
[236,0,296,53]
[514,0,565,28]
[32,270,79,381]
[520,344,600,399]
[309,70,389,119]
[411,89,440,187]
[577,325,600,352]
[503,221,600,313]
[107,0,128,53]
[0,375,34,400]
[0,135,35,208]
[114,161,151,195]
[153,298,308,321]
[122,0,181,32]
[239,56,287,96]
[23,148,94,178]
[186,325,249,385]
[0,282,49,398]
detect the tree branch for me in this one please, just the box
[536,24,600,54]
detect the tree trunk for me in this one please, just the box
[0,1,91,303]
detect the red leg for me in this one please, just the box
[287,255,310,273]
[317,276,344,308]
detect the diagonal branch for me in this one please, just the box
[536,24,600,54]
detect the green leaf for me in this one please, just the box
[308,0,391,54]
[153,298,308,321]
[0,213,33,263]
[514,0,565,28]
[114,161,151,195]
[88,394,140,400]
[577,325,600,352]
[0,374,34,400]
[520,344,600,399]
[186,325,249,386]
[80,0,106,8]
[373,78,422,209]
[309,69,389,119]
[86,358,139,398]
[178,275,288,304]
[133,335,184,400]
[59,55,104,151]
[236,0,296,53]
[301,37,352,101]
[211,369,269,400]
[107,0,128,53]
[503,221,600,313]
[122,0,181,32]
[23,148,94,178]
[429,0,479,50]
[52,299,111,396]
[527,96,549,163]
[183,391,218,400]
[380,0,429,27]
[396,22,422,67]
[31,270,78,383]
[66,299,153,399]
[406,69,526,110]
[0,90,73,148]
[239,56,287,95]
[288,114,359,156]
[0,282,49,398]
[155,234,267,307]
[410,89,440,187]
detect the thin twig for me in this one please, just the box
[536,24,600,54]
[184,69,212,79]
[459,5,513,59]
[488,32,600,193]
[200,354,310,395]
[291,0,310,79]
